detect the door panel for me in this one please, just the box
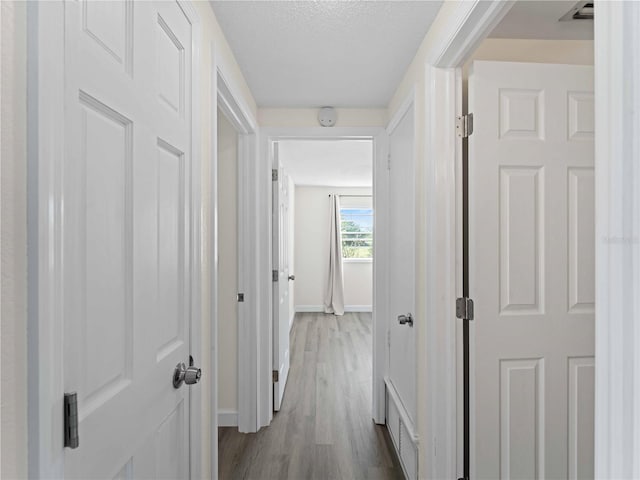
[272,143,291,411]
[156,141,186,361]
[78,93,133,413]
[469,61,594,480]
[63,1,194,477]
[388,105,416,425]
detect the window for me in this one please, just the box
[340,207,373,259]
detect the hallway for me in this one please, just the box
[219,313,403,479]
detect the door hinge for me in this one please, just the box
[387,329,391,348]
[272,169,278,181]
[456,113,474,138]
[456,297,474,321]
[64,392,79,449]
[272,270,278,282]
[387,153,391,171]
[273,370,279,383]
[237,293,244,302]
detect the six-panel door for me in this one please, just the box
[469,61,595,480]
[62,1,195,477]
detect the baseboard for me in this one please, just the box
[385,378,418,480]
[295,305,323,312]
[345,305,372,312]
[218,409,238,427]
[295,305,373,313]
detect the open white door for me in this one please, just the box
[469,61,594,479]
[272,143,291,411]
[62,1,199,477]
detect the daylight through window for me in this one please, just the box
[340,207,373,259]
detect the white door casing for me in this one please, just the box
[594,3,640,478]
[387,101,417,427]
[214,66,259,436]
[62,1,198,477]
[469,61,595,479]
[271,143,291,411]
[257,128,388,428]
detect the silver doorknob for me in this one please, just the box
[173,362,201,388]
[398,313,414,327]
[288,274,295,281]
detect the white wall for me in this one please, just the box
[466,38,594,68]
[258,108,387,127]
[294,186,373,311]
[217,110,238,416]
[1,2,28,478]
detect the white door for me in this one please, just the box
[62,1,198,478]
[388,105,417,424]
[469,61,594,479]
[272,143,291,411]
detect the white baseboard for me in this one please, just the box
[345,305,372,312]
[218,409,238,427]
[295,305,373,313]
[295,305,323,312]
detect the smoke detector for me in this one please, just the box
[559,1,594,21]
[318,107,337,127]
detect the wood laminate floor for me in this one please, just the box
[219,312,404,480]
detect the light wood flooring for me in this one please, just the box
[219,312,404,480]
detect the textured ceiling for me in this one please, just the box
[209,1,443,108]
[279,140,372,187]
[490,1,593,40]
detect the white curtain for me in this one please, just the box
[324,194,345,315]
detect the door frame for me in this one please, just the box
[592,4,640,477]
[210,44,259,455]
[26,2,202,477]
[257,127,389,426]
[418,1,638,479]
[409,2,517,478]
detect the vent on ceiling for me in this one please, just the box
[559,1,594,21]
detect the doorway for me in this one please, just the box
[219,135,404,478]
[211,64,259,475]
[256,128,389,428]
[273,138,376,412]
[216,107,240,429]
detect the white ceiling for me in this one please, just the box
[279,140,372,187]
[490,1,594,40]
[209,1,443,108]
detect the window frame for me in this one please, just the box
[340,205,373,262]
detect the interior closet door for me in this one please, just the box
[387,104,417,425]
